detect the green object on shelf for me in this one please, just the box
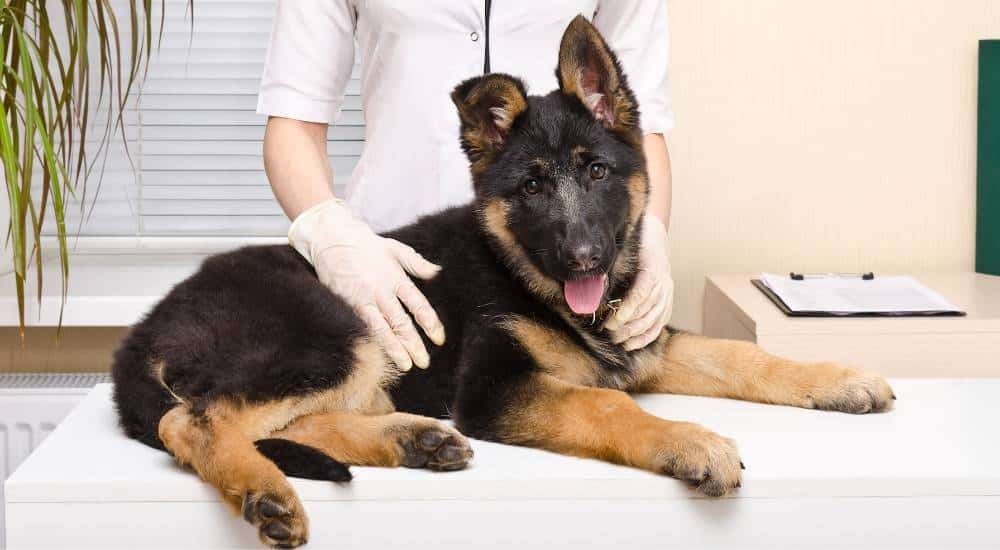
[979,40,1000,276]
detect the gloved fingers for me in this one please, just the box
[605,268,655,332]
[358,303,413,372]
[611,277,662,345]
[395,279,446,346]
[389,240,442,280]
[376,291,431,369]
[622,272,675,351]
[613,285,667,349]
[661,276,676,325]
[622,312,667,352]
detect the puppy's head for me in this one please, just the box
[451,15,648,316]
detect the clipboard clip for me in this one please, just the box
[790,272,875,281]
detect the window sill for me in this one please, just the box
[36,235,286,254]
[0,237,284,328]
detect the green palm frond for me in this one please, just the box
[1,0,191,341]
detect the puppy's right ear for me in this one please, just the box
[451,74,528,172]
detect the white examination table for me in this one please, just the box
[5,381,999,548]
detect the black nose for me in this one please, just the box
[565,243,601,272]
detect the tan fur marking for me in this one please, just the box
[619,330,672,384]
[480,198,563,303]
[154,338,393,442]
[606,175,646,283]
[158,406,287,505]
[558,22,620,102]
[271,411,468,468]
[626,173,649,228]
[364,388,397,416]
[206,339,395,441]
[499,374,742,495]
[150,359,184,405]
[346,339,399,412]
[454,76,528,177]
[480,201,626,367]
[153,338,396,545]
[531,158,553,173]
[158,405,309,545]
[633,333,895,413]
[500,316,600,386]
[272,412,413,467]
[557,17,640,141]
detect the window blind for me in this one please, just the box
[46,0,362,238]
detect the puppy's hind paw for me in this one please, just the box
[398,422,474,471]
[242,491,308,549]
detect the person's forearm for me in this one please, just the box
[264,116,335,220]
[643,133,672,228]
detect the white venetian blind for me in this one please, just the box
[48,0,362,238]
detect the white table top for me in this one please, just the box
[7,381,1000,504]
[708,272,1000,335]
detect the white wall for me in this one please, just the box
[666,0,1000,331]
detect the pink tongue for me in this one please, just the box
[563,274,608,315]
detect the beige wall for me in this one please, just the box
[1,328,127,373]
[666,0,1000,331]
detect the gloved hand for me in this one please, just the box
[288,199,446,371]
[604,215,675,351]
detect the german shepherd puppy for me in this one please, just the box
[112,16,894,548]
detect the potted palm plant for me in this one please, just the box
[1,1,188,338]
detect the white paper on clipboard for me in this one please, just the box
[759,273,962,314]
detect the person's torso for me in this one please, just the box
[346,0,599,231]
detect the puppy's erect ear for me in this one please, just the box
[451,74,528,172]
[557,15,639,137]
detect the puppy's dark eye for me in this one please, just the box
[589,162,608,180]
[524,179,541,195]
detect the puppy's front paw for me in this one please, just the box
[653,422,743,497]
[807,365,895,414]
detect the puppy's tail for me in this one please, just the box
[254,438,353,482]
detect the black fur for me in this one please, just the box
[111,15,648,475]
[254,439,352,482]
[112,246,368,449]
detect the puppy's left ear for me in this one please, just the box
[451,74,529,171]
[557,15,639,137]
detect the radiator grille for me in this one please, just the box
[1,373,103,549]
[0,372,110,389]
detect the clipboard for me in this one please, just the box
[751,279,966,318]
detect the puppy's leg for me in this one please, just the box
[635,332,895,413]
[265,411,473,471]
[494,374,742,496]
[470,318,740,495]
[158,405,308,548]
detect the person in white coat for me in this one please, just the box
[258,1,676,371]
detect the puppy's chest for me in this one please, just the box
[500,313,649,390]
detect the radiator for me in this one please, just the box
[0,373,109,549]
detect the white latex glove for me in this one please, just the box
[288,199,445,371]
[604,215,675,351]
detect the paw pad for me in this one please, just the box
[401,426,474,471]
[242,493,307,548]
